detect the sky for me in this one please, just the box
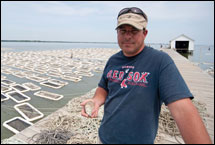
[1,1,214,45]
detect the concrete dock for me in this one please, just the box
[2,48,214,144]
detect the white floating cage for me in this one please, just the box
[1,93,10,102]
[61,75,82,82]
[25,75,47,82]
[1,85,12,93]
[34,90,64,101]
[6,91,31,103]
[40,81,64,89]
[11,84,30,93]
[22,82,41,91]
[1,79,16,86]
[14,103,44,122]
[1,75,7,80]
[47,79,68,86]
[3,117,33,134]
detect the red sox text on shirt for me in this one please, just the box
[106,66,150,88]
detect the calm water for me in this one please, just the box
[2,42,214,70]
[1,42,120,52]
[180,45,214,70]
[1,42,214,140]
[1,42,115,140]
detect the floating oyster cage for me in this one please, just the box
[34,91,64,101]
[74,71,94,77]
[40,81,64,89]
[14,103,44,122]
[61,75,82,82]
[22,82,41,91]
[62,72,82,79]
[12,71,26,78]
[1,79,16,86]
[3,117,33,134]
[36,74,51,80]
[6,91,31,103]
[47,79,68,86]
[1,85,12,93]
[1,93,10,102]
[93,67,104,72]
[25,75,47,82]
[11,84,30,93]
[1,68,13,74]
[1,75,7,80]
[46,71,61,78]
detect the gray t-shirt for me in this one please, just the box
[98,46,193,144]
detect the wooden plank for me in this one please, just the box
[160,48,214,143]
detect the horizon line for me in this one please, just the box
[1,40,213,46]
[0,40,171,45]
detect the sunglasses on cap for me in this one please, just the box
[117,7,148,21]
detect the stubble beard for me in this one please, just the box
[120,40,144,57]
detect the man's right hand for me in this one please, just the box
[80,99,100,118]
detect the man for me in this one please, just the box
[81,7,212,144]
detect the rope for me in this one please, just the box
[2,88,210,144]
[29,128,73,144]
[155,99,209,144]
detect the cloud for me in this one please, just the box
[33,1,99,17]
[90,1,214,21]
[2,1,213,44]
[147,1,213,21]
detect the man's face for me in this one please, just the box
[117,24,147,57]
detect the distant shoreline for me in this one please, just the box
[1,40,169,46]
[1,48,13,51]
[2,40,213,47]
[1,40,117,44]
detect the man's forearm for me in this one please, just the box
[93,87,107,107]
[168,98,212,144]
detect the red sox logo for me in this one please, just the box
[120,79,127,88]
[107,68,150,89]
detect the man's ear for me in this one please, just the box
[143,29,148,36]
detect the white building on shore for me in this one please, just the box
[169,34,194,53]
